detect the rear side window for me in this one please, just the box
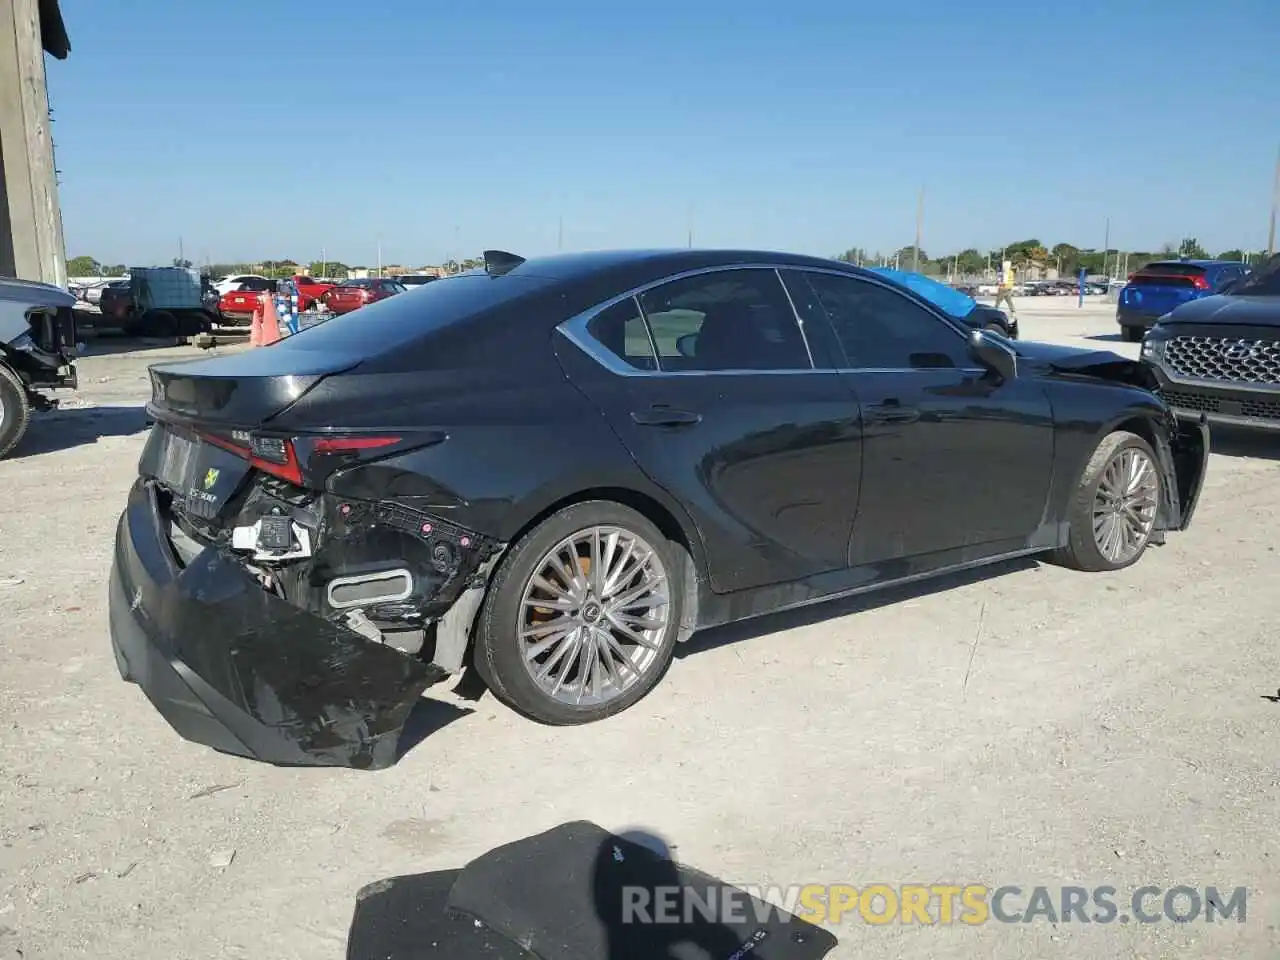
[636,269,811,372]
[276,273,552,353]
[586,297,658,370]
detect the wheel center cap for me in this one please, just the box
[581,602,602,623]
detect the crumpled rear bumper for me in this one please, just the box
[108,480,437,770]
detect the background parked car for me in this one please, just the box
[1117,259,1250,342]
[323,278,407,315]
[212,274,271,297]
[216,276,277,324]
[1140,254,1280,431]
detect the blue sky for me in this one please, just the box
[48,0,1280,267]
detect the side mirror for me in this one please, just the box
[967,328,1017,381]
[676,333,697,358]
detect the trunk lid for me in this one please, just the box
[148,349,360,425]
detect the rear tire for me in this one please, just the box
[473,501,682,725]
[0,364,32,460]
[140,310,179,338]
[1050,430,1161,573]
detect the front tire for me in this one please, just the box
[1051,430,1161,572]
[1121,325,1143,343]
[474,501,682,725]
[0,364,32,460]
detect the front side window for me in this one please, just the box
[800,272,968,369]
[636,269,810,372]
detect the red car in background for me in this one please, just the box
[292,274,335,310]
[216,276,277,324]
[323,278,407,315]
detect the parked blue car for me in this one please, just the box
[1117,259,1250,342]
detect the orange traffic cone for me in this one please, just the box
[260,293,282,346]
[249,297,264,347]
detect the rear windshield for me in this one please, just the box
[274,273,552,353]
[1135,262,1207,277]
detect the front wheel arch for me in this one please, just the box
[1094,410,1182,532]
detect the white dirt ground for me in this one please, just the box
[1,300,1278,959]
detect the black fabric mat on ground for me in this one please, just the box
[446,821,839,960]
[347,868,536,960]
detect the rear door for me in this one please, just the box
[555,266,864,595]
[1121,262,1210,316]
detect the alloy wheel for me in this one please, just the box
[517,525,670,707]
[1091,446,1159,564]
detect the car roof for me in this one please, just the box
[1145,259,1241,268]
[488,248,866,284]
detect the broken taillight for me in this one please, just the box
[196,430,406,488]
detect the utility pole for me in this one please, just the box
[178,236,184,266]
[913,186,923,272]
[376,239,382,278]
[1102,217,1110,278]
[1268,146,1279,256]
[687,203,694,249]
[557,216,563,251]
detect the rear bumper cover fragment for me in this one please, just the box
[108,480,437,770]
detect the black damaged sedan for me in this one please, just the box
[109,249,1210,769]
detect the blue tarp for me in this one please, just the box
[868,268,977,319]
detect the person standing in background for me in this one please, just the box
[994,260,1018,315]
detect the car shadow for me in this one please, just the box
[1208,426,1280,461]
[678,555,1040,658]
[10,404,150,458]
[395,696,475,760]
[80,329,252,356]
[1085,333,1126,342]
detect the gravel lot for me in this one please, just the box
[1,299,1278,959]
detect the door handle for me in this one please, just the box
[866,399,920,424]
[630,406,703,427]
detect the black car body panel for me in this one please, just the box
[1139,263,1280,431]
[108,249,1209,767]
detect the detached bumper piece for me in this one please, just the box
[347,821,838,960]
[109,481,437,770]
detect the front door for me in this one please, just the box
[554,267,864,595]
[792,270,1056,567]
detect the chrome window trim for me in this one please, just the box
[555,260,980,378]
[558,263,821,377]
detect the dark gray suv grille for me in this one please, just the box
[1164,335,1280,384]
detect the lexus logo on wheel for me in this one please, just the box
[1220,341,1257,361]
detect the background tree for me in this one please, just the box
[172,257,193,269]
[834,247,869,265]
[1177,237,1209,259]
[66,255,100,276]
[307,260,349,279]
[1217,249,1245,261]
